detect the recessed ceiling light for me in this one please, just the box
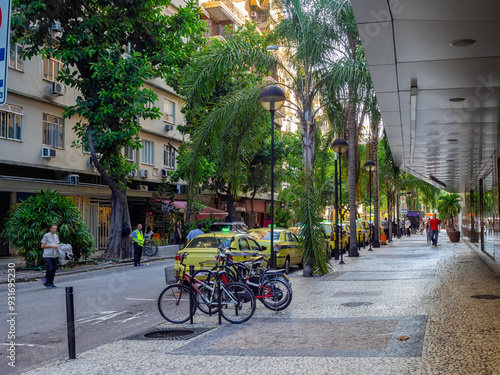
[448,97,465,102]
[449,39,476,48]
[447,139,458,142]
[446,159,455,162]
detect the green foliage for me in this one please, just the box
[294,170,330,275]
[12,0,205,190]
[2,190,94,266]
[274,206,293,228]
[151,178,177,239]
[437,193,462,228]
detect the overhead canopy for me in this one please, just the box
[350,0,500,192]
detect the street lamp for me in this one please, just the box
[332,137,348,265]
[364,160,376,251]
[259,85,286,269]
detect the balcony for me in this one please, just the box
[204,24,233,40]
[202,0,247,24]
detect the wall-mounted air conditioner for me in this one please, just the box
[51,22,62,32]
[165,124,174,132]
[161,169,171,178]
[42,146,56,158]
[140,169,149,179]
[69,174,79,185]
[51,81,67,96]
[138,185,148,191]
[128,169,137,178]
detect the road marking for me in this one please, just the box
[114,311,145,323]
[125,298,157,301]
[76,311,127,325]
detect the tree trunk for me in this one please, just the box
[106,189,132,259]
[301,120,316,174]
[372,129,380,247]
[225,192,238,222]
[347,96,359,257]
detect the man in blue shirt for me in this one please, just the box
[187,222,205,242]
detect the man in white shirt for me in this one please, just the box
[187,222,205,242]
[41,224,60,288]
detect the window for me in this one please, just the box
[9,44,23,71]
[43,58,62,82]
[164,99,175,124]
[141,140,154,165]
[124,145,135,161]
[164,144,175,169]
[239,238,250,251]
[42,114,64,148]
[0,105,22,141]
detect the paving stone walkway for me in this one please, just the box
[20,231,500,375]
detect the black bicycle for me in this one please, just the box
[143,239,158,256]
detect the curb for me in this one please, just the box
[0,256,175,285]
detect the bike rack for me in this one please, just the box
[189,265,223,325]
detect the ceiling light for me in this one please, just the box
[449,39,476,48]
[447,139,458,142]
[448,97,465,103]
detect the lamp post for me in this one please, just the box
[332,137,348,265]
[259,85,286,269]
[364,160,376,251]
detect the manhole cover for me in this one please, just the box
[471,295,500,300]
[140,328,211,340]
[341,302,373,307]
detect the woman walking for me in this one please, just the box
[41,224,60,289]
[426,218,431,243]
[174,219,182,245]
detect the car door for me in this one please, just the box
[285,232,298,263]
[247,237,262,253]
[238,237,251,259]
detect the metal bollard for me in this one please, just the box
[217,280,222,325]
[65,287,76,359]
[189,265,194,325]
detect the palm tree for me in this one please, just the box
[437,194,462,230]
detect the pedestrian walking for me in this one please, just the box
[405,218,411,236]
[429,214,441,246]
[399,219,403,237]
[419,218,425,235]
[187,222,205,242]
[130,224,144,266]
[41,224,60,289]
[174,219,182,245]
[426,218,431,243]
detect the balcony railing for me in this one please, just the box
[219,0,246,23]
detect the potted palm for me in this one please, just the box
[436,193,462,243]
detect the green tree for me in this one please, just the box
[437,194,462,230]
[12,0,205,258]
[151,178,177,241]
[2,190,94,267]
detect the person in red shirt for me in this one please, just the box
[429,214,441,246]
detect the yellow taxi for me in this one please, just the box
[247,228,301,274]
[173,232,264,280]
[343,220,369,246]
[320,221,349,256]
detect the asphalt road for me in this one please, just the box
[0,259,175,375]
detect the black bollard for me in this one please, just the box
[65,287,76,359]
[189,265,194,324]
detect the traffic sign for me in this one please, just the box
[401,209,407,215]
[400,203,407,210]
[400,195,406,204]
[0,0,12,105]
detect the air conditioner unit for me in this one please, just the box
[165,124,174,132]
[42,146,56,158]
[128,169,137,178]
[51,81,67,96]
[250,11,258,18]
[138,185,148,191]
[140,169,149,179]
[69,174,79,185]
[87,158,96,171]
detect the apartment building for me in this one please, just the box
[0,1,189,256]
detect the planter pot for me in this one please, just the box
[447,230,460,243]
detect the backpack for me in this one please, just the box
[122,222,131,235]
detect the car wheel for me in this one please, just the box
[283,257,291,274]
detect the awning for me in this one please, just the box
[170,201,227,219]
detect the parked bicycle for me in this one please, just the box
[158,253,256,324]
[143,239,158,257]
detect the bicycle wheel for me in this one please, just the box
[143,241,158,256]
[259,278,292,311]
[195,278,219,315]
[220,282,256,324]
[158,284,195,324]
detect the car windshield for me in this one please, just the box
[321,223,332,234]
[262,231,281,241]
[186,237,220,249]
[248,230,269,240]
